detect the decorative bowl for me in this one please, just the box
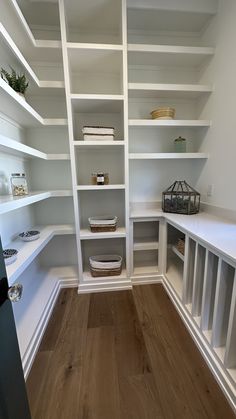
[19,230,40,242]
[3,249,18,265]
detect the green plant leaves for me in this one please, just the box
[1,66,29,94]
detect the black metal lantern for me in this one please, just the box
[162,181,200,215]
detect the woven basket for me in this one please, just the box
[177,238,185,255]
[151,107,176,120]
[90,266,122,277]
[90,224,117,232]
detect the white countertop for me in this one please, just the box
[130,207,236,264]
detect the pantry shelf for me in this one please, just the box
[77,185,125,191]
[129,153,208,160]
[83,269,127,282]
[71,94,124,113]
[6,224,75,286]
[128,83,213,99]
[0,190,73,215]
[73,141,124,148]
[67,42,123,51]
[80,227,126,240]
[134,239,159,251]
[128,44,215,67]
[172,245,185,262]
[128,120,211,127]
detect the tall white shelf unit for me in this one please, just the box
[58,0,131,292]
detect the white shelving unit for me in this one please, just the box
[2,0,236,412]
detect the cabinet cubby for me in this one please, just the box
[75,148,124,186]
[68,48,123,95]
[201,251,219,331]
[192,244,206,317]
[73,110,124,141]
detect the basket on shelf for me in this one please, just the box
[151,107,176,120]
[89,255,122,277]
[177,238,185,255]
[88,216,118,232]
[162,180,200,215]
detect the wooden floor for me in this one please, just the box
[27,285,235,419]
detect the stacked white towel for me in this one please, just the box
[82,126,115,141]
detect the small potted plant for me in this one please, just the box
[1,66,29,99]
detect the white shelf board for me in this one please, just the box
[83,269,127,282]
[0,135,70,160]
[80,227,126,240]
[172,245,185,262]
[129,153,208,160]
[0,190,72,215]
[133,264,159,277]
[129,119,211,127]
[0,23,64,93]
[134,238,159,251]
[128,83,213,99]
[128,44,215,68]
[71,94,124,113]
[67,42,123,51]
[6,225,75,286]
[73,141,124,148]
[77,185,125,191]
[0,78,67,127]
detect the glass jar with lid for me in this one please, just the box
[11,173,28,196]
[174,136,186,153]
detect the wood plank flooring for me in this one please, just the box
[26,285,235,419]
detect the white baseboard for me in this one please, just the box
[23,277,78,379]
[132,275,162,285]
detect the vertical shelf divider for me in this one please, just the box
[224,272,236,368]
[59,0,83,282]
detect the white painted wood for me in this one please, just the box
[71,95,124,113]
[73,141,124,147]
[129,83,213,99]
[128,46,215,68]
[129,153,208,159]
[172,245,185,262]
[77,184,125,191]
[134,238,159,251]
[59,0,84,283]
[165,259,183,298]
[201,251,219,331]
[80,228,126,240]
[211,260,235,348]
[128,119,211,127]
[192,244,206,317]
[224,272,236,368]
[6,224,74,285]
[67,42,123,50]
[83,268,128,283]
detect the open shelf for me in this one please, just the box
[0,135,70,160]
[5,225,74,286]
[128,119,211,127]
[172,245,185,262]
[0,190,72,215]
[73,141,124,148]
[68,47,123,95]
[134,238,159,251]
[77,184,125,191]
[80,228,126,240]
[133,264,159,277]
[128,44,215,67]
[129,153,208,160]
[0,78,67,127]
[128,83,213,99]
[165,256,183,298]
[71,95,124,113]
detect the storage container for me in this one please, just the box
[162,180,200,215]
[89,254,122,277]
[11,173,28,196]
[89,216,117,232]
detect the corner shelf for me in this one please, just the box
[128,83,213,99]
[0,79,67,127]
[0,190,73,215]
[6,224,75,286]
[129,153,208,160]
[80,228,126,240]
[0,135,70,160]
[128,119,211,127]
